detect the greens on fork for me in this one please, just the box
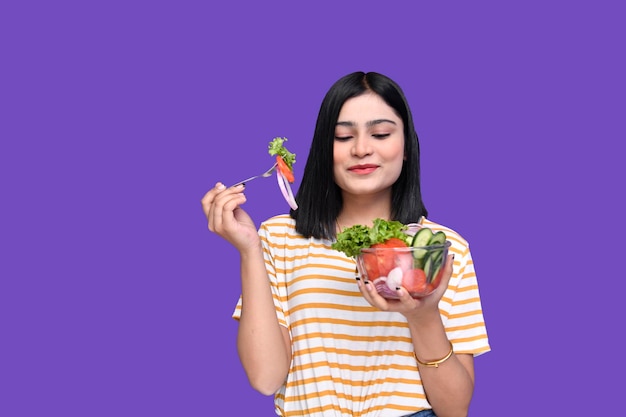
[268,137,298,210]
[268,137,296,183]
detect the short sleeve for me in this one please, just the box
[232,221,289,329]
[442,240,491,356]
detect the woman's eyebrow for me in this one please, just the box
[336,119,397,128]
[336,121,355,127]
[366,119,397,127]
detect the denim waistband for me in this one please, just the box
[404,410,436,417]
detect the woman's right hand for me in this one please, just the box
[201,182,260,252]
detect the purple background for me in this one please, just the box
[1,1,624,415]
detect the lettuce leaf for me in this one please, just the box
[268,137,296,170]
[331,218,408,257]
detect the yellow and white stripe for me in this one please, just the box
[233,215,490,417]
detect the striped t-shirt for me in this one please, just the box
[233,215,490,417]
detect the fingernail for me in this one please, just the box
[236,183,245,190]
[216,182,225,190]
[355,276,361,281]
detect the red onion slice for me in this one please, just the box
[276,169,298,210]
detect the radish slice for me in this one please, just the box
[276,169,298,210]
[386,267,404,291]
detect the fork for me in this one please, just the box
[230,162,278,187]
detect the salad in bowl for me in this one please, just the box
[332,219,451,299]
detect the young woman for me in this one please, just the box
[201,72,490,417]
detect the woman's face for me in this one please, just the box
[333,92,405,199]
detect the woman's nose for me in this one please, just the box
[351,136,372,157]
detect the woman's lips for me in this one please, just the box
[348,164,378,175]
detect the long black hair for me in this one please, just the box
[291,71,428,240]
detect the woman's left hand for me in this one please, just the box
[357,254,454,318]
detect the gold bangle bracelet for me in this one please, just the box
[415,341,454,368]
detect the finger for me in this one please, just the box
[207,184,233,232]
[201,182,225,203]
[356,278,374,302]
[393,285,412,302]
[220,190,247,227]
[390,285,423,313]
[210,185,246,233]
[363,281,393,311]
[442,253,455,282]
[201,182,226,217]
[432,254,455,297]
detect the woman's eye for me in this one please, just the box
[334,136,352,141]
[372,133,390,139]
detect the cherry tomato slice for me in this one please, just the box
[276,156,295,183]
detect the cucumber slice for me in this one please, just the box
[413,257,424,270]
[424,251,443,282]
[411,227,433,266]
[411,227,433,247]
[428,231,446,246]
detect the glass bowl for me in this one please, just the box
[355,241,451,299]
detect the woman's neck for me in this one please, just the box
[337,193,392,229]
